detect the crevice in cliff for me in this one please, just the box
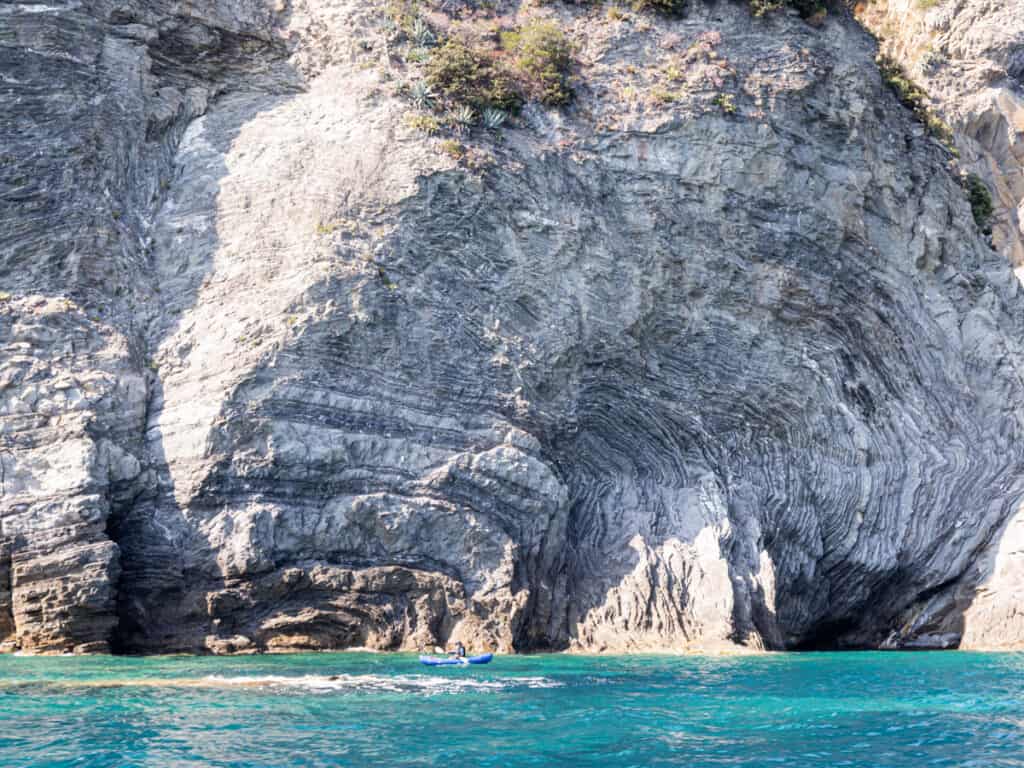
[0,538,13,650]
[105,466,147,655]
[75,19,278,655]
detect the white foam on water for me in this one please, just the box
[0,673,561,695]
[197,673,563,695]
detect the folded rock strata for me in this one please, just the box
[856,0,1024,650]
[3,0,1024,654]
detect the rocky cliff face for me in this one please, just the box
[858,0,1024,269]
[855,0,1024,650]
[3,0,1024,654]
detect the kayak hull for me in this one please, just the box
[419,653,493,666]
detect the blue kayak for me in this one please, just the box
[419,653,493,666]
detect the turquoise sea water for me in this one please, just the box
[1,651,1022,767]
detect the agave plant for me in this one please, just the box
[449,105,476,134]
[410,80,435,110]
[411,18,435,47]
[482,108,507,131]
[380,15,402,42]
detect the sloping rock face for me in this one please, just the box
[4,0,1024,654]
[858,0,1024,269]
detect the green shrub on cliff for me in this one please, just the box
[412,24,577,135]
[750,0,825,18]
[632,0,686,15]
[425,39,523,113]
[713,93,737,114]
[877,55,957,151]
[965,173,994,235]
[503,20,574,106]
[877,55,927,113]
[404,112,441,135]
[925,113,955,147]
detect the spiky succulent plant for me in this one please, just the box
[482,108,507,130]
[450,105,476,134]
[410,80,435,110]
[380,15,401,42]
[411,18,435,47]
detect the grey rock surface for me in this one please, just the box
[859,0,1024,269]
[3,0,1024,654]
[857,0,1024,651]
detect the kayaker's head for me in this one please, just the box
[456,641,465,657]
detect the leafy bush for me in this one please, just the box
[751,0,826,18]
[632,0,686,15]
[404,112,441,134]
[877,55,927,113]
[713,93,736,114]
[440,139,465,160]
[964,173,994,234]
[750,0,782,15]
[877,55,956,151]
[650,87,679,105]
[925,113,954,146]
[425,39,523,113]
[384,0,420,36]
[503,20,574,106]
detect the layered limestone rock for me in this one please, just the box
[4,0,1024,654]
[0,296,144,652]
[0,0,274,652]
[856,0,1024,649]
[0,0,161,650]
[857,0,1024,269]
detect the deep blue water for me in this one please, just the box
[1,651,1022,767]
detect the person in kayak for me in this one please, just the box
[449,641,466,659]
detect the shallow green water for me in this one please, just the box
[1,651,1022,767]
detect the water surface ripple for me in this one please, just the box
[1,651,1021,767]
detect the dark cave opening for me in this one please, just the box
[790,618,868,651]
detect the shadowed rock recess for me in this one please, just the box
[3,0,1024,654]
